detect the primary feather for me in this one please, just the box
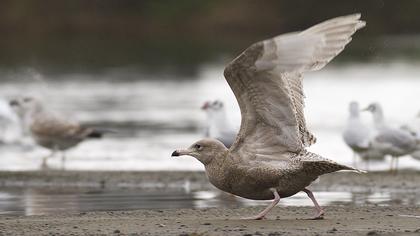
[224,14,365,164]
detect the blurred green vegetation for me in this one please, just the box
[1,0,420,75]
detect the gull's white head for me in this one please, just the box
[362,102,382,114]
[201,100,225,114]
[171,138,228,165]
[362,102,385,126]
[9,97,44,119]
[201,100,229,135]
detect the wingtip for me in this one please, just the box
[346,13,362,19]
[357,21,367,30]
[346,13,366,30]
[354,169,368,174]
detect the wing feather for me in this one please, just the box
[224,14,365,160]
[30,114,88,140]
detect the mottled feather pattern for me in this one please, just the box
[29,110,102,150]
[224,43,301,153]
[30,114,83,139]
[220,14,366,186]
[295,150,360,175]
[282,72,316,147]
[195,14,367,202]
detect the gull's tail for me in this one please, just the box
[85,128,117,139]
[300,151,367,175]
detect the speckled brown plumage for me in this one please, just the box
[173,14,366,219]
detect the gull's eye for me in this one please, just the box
[194,144,202,150]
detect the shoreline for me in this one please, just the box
[0,170,419,192]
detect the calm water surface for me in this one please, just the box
[1,62,420,171]
[1,187,419,216]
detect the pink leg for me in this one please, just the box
[242,188,280,220]
[303,188,324,220]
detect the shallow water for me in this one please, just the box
[0,187,418,216]
[1,62,420,171]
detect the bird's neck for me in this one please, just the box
[204,150,232,192]
[349,110,360,119]
[372,110,385,128]
[348,113,360,123]
[208,111,230,135]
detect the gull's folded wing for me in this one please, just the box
[30,114,88,140]
[224,14,365,160]
[374,128,416,151]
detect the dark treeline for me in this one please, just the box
[1,0,419,75]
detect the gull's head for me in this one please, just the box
[201,101,210,110]
[171,138,227,165]
[201,100,226,125]
[201,100,224,112]
[9,96,43,118]
[362,102,381,114]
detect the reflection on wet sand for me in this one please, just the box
[1,187,418,216]
[23,188,81,215]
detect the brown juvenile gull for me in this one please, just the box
[9,97,106,168]
[172,14,366,220]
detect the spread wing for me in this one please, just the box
[224,14,365,160]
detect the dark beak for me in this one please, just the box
[9,100,18,106]
[171,150,180,157]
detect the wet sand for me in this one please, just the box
[1,206,420,235]
[1,171,420,235]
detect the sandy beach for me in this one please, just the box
[1,206,420,235]
[0,171,420,235]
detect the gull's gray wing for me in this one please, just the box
[224,14,365,160]
[374,128,416,152]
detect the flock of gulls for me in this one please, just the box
[343,102,420,171]
[0,14,418,219]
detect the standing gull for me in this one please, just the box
[201,100,237,148]
[342,101,385,168]
[172,14,365,220]
[9,97,106,168]
[400,112,420,162]
[363,103,417,172]
[0,98,22,144]
[342,101,370,165]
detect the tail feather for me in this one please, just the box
[87,129,103,138]
[302,160,366,174]
[84,128,116,139]
[299,151,366,175]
